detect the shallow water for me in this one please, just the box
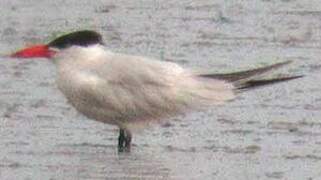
[0,0,321,179]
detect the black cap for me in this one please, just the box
[47,30,104,49]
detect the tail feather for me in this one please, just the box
[199,60,292,82]
[236,75,303,90]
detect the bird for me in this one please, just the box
[10,30,302,152]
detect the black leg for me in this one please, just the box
[124,130,132,152]
[118,129,125,152]
[118,128,132,153]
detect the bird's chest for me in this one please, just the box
[57,66,96,101]
[56,69,116,122]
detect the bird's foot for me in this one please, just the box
[118,128,132,153]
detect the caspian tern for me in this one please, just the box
[10,30,302,152]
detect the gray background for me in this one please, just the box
[0,0,319,179]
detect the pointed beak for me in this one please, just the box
[10,44,56,58]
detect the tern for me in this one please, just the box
[10,30,302,152]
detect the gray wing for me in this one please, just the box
[73,54,188,123]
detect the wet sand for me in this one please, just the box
[0,0,320,179]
